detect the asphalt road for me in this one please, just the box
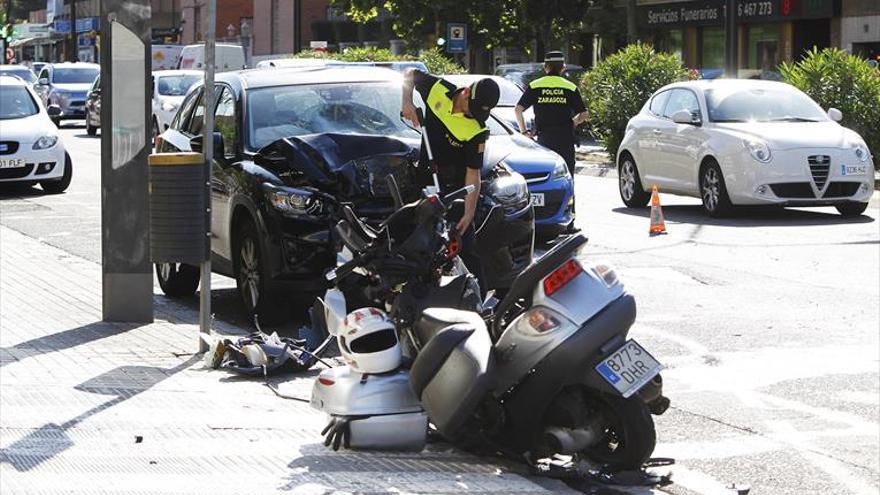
[1,125,878,494]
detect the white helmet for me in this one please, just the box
[339,308,401,374]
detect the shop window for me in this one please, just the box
[700,27,725,70]
[747,24,781,70]
[655,30,684,61]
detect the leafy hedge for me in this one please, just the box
[291,46,465,74]
[780,48,880,165]
[579,43,691,158]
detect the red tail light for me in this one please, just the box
[318,377,335,386]
[543,259,583,296]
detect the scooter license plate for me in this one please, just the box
[595,339,663,398]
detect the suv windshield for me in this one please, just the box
[52,67,99,84]
[157,74,201,96]
[0,86,39,119]
[0,67,36,84]
[706,87,828,123]
[247,82,418,150]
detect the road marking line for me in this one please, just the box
[765,420,878,495]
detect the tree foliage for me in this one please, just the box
[780,48,880,164]
[580,43,691,157]
[330,0,593,54]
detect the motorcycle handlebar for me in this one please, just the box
[326,251,372,283]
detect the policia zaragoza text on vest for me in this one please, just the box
[401,69,500,294]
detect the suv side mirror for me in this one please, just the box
[827,108,843,122]
[38,77,49,85]
[672,109,701,126]
[189,132,224,157]
[46,104,62,117]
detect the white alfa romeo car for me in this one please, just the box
[0,75,72,193]
[617,80,874,217]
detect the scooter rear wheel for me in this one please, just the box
[583,393,656,471]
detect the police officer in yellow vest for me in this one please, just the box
[515,51,588,228]
[401,69,500,294]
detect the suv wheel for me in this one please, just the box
[156,263,200,297]
[234,218,280,322]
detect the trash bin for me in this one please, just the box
[149,152,208,264]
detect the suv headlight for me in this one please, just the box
[161,100,178,113]
[552,157,569,179]
[743,139,772,163]
[33,135,58,150]
[852,142,869,162]
[486,170,529,210]
[263,184,322,216]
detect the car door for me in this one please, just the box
[35,67,50,104]
[660,88,705,192]
[637,89,676,189]
[210,85,238,262]
[85,75,100,125]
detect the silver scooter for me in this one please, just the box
[311,185,669,471]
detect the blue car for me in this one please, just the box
[484,116,574,237]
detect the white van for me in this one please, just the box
[177,44,246,72]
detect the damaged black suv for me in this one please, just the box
[156,67,534,319]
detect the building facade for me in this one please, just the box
[637,0,841,76]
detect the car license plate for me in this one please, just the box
[595,339,663,398]
[841,164,867,176]
[531,193,545,207]
[0,158,25,169]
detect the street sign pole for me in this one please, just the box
[199,0,216,352]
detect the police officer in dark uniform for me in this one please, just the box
[515,51,588,230]
[401,69,500,294]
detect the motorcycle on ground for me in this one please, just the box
[309,182,670,472]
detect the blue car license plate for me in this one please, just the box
[595,339,663,398]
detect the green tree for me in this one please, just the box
[780,47,880,165]
[331,0,593,55]
[580,43,691,157]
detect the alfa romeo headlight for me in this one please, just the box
[743,139,772,163]
[33,135,58,150]
[852,142,869,163]
[552,157,569,178]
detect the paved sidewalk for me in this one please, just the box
[0,225,583,495]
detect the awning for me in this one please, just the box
[9,37,36,47]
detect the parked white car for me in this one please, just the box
[152,70,202,137]
[617,80,874,217]
[0,75,71,193]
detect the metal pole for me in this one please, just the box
[199,0,216,352]
[725,0,738,78]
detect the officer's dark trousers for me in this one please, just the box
[538,126,577,215]
[460,223,487,298]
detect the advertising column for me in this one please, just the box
[100,0,153,322]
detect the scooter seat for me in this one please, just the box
[414,307,485,348]
[409,314,494,438]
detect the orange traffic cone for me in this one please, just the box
[649,185,667,236]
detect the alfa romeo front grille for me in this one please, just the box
[808,155,830,190]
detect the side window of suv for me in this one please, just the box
[214,86,237,157]
[185,91,206,136]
